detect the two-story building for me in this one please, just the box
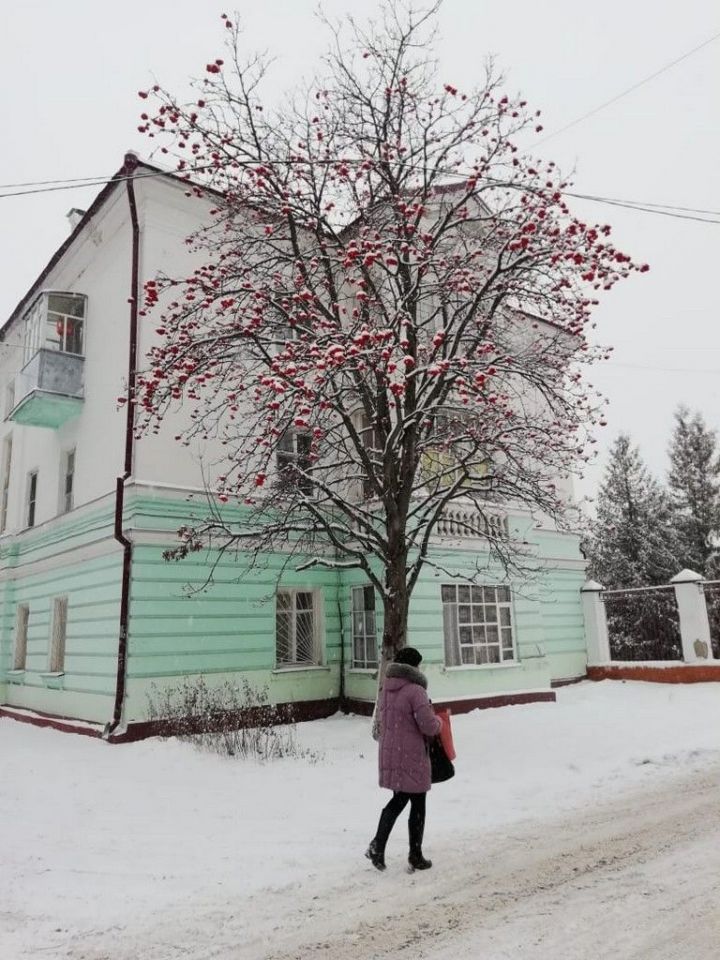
[0,154,588,740]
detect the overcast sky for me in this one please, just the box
[1,0,718,500]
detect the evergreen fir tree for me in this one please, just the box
[667,406,720,575]
[587,434,681,589]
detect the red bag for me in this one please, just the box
[435,708,456,761]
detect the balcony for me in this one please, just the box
[9,349,84,429]
[436,505,508,540]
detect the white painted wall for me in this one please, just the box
[0,171,579,537]
[0,188,131,532]
[0,174,221,535]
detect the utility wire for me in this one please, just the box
[0,162,717,224]
[0,167,212,200]
[534,30,720,146]
[565,193,720,216]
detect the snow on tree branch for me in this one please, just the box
[133,3,647,657]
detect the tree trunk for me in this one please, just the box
[379,554,410,679]
[370,559,410,732]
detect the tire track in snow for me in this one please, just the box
[59,762,720,960]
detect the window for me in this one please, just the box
[23,292,86,365]
[441,584,515,666]
[277,430,313,495]
[276,589,319,667]
[13,604,29,671]
[26,470,38,528]
[358,413,382,499]
[420,410,491,491]
[0,437,12,533]
[48,597,68,673]
[5,381,15,419]
[60,448,75,514]
[352,585,378,669]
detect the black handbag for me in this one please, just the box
[429,734,455,783]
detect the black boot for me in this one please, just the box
[408,849,432,871]
[365,839,386,871]
[408,793,430,870]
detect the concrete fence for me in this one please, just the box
[582,569,718,667]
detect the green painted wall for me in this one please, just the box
[123,542,343,722]
[1,487,588,727]
[0,549,122,723]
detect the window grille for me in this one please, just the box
[276,590,318,666]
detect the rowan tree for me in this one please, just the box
[134,4,646,666]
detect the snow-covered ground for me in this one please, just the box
[2,680,720,960]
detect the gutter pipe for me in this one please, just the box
[105,152,141,739]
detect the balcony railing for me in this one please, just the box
[435,505,508,540]
[9,349,84,429]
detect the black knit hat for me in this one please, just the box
[393,646,423,667]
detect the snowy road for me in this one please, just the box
[64,760,720,960]
[4,683,720,960]
[225,763,720,960]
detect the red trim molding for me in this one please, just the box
[0,706,104,739]
[551,675,586,688]
[111,697,341,743]
[1,689,558,743]
[588,663,720,684]
[342,689,556,717]
[1,699,341,743]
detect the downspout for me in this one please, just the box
[105,152,141,739]
[336,583,346,709]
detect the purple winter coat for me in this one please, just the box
[378,662,442,794]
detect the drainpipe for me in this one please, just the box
[105,152,141,739]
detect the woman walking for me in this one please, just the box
[366,647,442,872]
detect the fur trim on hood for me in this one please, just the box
[385,662,428,689]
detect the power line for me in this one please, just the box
[534,29,720,147]
[1,163,717,224]
[564,192,720,224]
[0,167,209,200]
[566,194,720,216]
[603,361,720,375]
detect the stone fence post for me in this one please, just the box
[582,580,610,665]
[671,569,715,663]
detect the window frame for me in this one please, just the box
[0,436,12,533]
[275,588,321,668]
[23,291,87,365]
[13,603,30,671]
[60,447,76,514]
[351,585,378,670]
[5,381,15,420]
[357,412,383,500]
[26,469,38,529]
[441,583,516,667]
[276,429,314,496]
[48,596,68,674]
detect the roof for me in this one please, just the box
[0,154,220,340]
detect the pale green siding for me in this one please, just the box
[123,543,343,722]
[1,487,589,728]
[532,529,587,681]
[0,550,123,722]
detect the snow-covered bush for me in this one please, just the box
[146,676,320,762]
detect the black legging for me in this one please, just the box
[374,791,426,855]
